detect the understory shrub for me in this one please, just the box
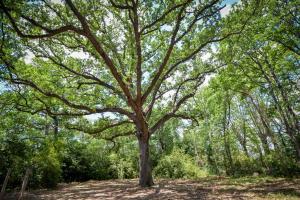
[264,152,300,177]
[154,148,208,179]
[232,154,262,176]
[109,153,138,179]
[61,140,117,182]
[231,152,300,177]
[32,144,62,188]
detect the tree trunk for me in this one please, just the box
[293,138,300,160]
[138,137,154,187]
[18,168,31,200]
[249,108,270,155]
[254,57,300,159]
[223,94,233,174]
[0,168,11,200]
[53,116,59,136]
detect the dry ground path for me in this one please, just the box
[3,177,300,200]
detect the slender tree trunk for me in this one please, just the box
[241,121,250,157]
[257,144,267,169]
[253,57,300,159]
[206,127,219,175]
[249,107,270,154]
[53,116,59,136]
[137,137,154,187]
[18,168,31,200]
[223,95,233,174]
[293,138,300,160]
[193,134,201,165]
[232,122,249,157]
[0,168,11,200]
[247,95,278,149]
[265,57,299,132]
[274,120,290,154]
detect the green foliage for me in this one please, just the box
[32,144,62,188]
[109,153,137,179]
[61,138,117,182]
[231,154,262,176]
[154,148,208,179]
[264,152,300,177]
[61,137,139,182]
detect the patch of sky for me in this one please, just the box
[84,112,120,123]
[0,80,10,94]
[0,83,5,93]
[220,0,240,17]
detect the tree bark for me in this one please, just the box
[293,138,300,160]
[248,106,271,155]
[137,136,154,187]
[223,94,233,174]
[0,168,11,200]
[53,116,59,136]
[18,168,31,200]
[233,122,250,157]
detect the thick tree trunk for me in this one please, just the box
[138,137,154,187]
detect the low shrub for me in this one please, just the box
[264,152,300,177]
[154,148,208,179]
[109,153,138,179]
[232,154,262,176]
[32,145,62,188]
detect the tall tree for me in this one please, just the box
[0,0,237,186]
[217,0,300,159]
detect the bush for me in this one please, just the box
[232,154,262,176]
[264,152,300,177]
[231,152,300,177]
[84,142,117,180]
[39,159,61,188]
[109,153,137,179]
[61,139,122,182]
[154,148,207,179]
[32,145,62,188]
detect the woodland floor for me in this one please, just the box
[4,177,300,200]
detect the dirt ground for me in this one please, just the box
[4,177,300,200]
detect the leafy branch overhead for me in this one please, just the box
[0,0,243,138]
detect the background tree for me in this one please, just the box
[218,0,300,160]
[188,0,300,175]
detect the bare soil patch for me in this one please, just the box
[3,177,300,200]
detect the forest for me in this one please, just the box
[0,0,299,199]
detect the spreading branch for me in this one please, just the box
[66,120,133,135]
[65,0,136,109]
[0,2,82,38]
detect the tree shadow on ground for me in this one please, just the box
[3,178,300,200]
[31,179,209,200]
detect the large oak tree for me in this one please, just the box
[0,0,238,186]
